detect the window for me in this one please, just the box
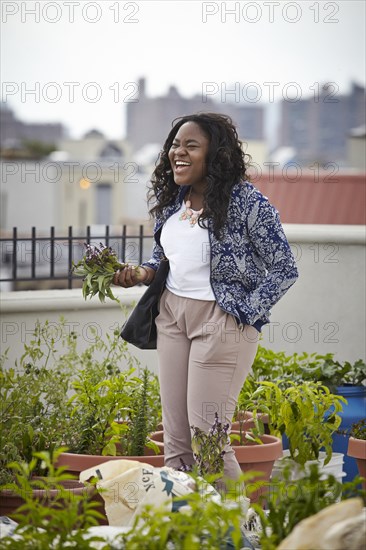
[96,183,112,225]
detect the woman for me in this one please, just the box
[114,112,298,482]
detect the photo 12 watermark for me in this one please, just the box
[200,319,340,345]
[201,2,340,24]
[1,320,105,344]
[1,160,140,184]
[201,81,339,104]
[246,161,340,184]
[1,81,141,104]
[1,1,140,24]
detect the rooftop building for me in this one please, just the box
[0,103,66,149]
[126,78,264,151]
[277,82,365,165]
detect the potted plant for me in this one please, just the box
[0,449,105,548]
[239,379,346,481]
[149,410,256,459]
[0,321,79,518]
[242,344,365,394]
[1,319,163,523]
[59,363,164,475]
[0,361,72,485]
[240,345,366,482]
[347,418,366,489]
[1,456,247,549]
[29,322,164,474]
[314,357,366,484]
[229,431,283,503]
[153,414,282,504]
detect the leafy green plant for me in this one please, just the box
[349,418,366,440]
[291,356,366,391]
[68,361,161,457]
[124,367,162,457]
[72,242,127,302]
[240,345,366,396]
[241,380,346,465]
[0,319,78,483]
[0,449,105,549]
[1,318,162,487]
[67,364,136,456]
[252,462,366,550]
[60,325,160,457]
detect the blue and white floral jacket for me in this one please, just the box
[143,180,299,331]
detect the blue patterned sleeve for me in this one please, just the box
[243,189,299,323]
[141,218,165,271]
[141,238,165,271]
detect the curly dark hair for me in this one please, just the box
[148,112,251,239]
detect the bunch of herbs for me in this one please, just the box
[72,242,127,302]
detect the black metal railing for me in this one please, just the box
[0,225,154,289]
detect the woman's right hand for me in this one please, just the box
[113,265,152,287]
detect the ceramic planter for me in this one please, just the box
[347,437,366,489]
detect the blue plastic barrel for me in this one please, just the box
[332,385,366,483]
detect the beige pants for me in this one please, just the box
[155,289,259,481]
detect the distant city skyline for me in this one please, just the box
[2,77,364,155]
[1,1,365,140]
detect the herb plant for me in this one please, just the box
[72,242,127,302]
[0,449,105,549]
[190,413,230,479]
[239,345,366,397]
[0,319,76,484]
[67,356,161,457]
[1,318,162,488]
[349,418,366,440]
[242,380,346,465]
[125,367,162,457]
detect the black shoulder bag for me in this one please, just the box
[120,259,170,349]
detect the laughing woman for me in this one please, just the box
[114,112,299,483]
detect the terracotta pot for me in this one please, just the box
[150,418,256,447]
[0,479,88,521]
[148,430,165,454]
[231,431,283,503]
[57,450,165,478]
[347,437,366,490]
[233,411,271,433]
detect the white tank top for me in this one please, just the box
[160,201,215,301]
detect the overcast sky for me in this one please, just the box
[1,0,365,140]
